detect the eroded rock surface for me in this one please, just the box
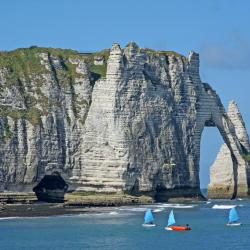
[208,101,250,198]
[0,44,249,200]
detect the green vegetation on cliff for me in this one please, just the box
[0,46,111,127]
[0,46,109,83]
[0,106,42,126]
[0,47,80,89]
[0,47,46,82]
[0,45,186,85]
[243,153,250,162]
[140,48,187,61]
[86,49,110,81]
[0,45,185,128]
[0,122,13,140]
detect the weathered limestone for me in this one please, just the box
[208,144,235,199]
[0,50,92,192]
[0,43,249,201]
[228,101,250,152]
[93,56,104,65]
[208,101,250,198]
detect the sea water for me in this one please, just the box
[0,199,250,250]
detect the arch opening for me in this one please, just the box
[199,127,223,197]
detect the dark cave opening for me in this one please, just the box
[33,172,68,203]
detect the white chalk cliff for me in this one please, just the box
[0,43,249,200]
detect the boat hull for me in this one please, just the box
[165,226,191,231]
[226,222,241,226]
[142,223,156,227]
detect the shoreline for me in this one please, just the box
[0,191,207,218]
[0,198,246,219]
[0,192,153,218]
[0,201,202,218]
[0,203,116,218]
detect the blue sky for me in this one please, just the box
[1,0,249,187]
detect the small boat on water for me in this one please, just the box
[165,209,191,231]
[226,207,241,226]
[142,209,156,227]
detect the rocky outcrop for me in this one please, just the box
[208,101,250,198]
[0,44,249,201]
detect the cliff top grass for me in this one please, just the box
[124,42,187,60]
[140,48,187,61]
[0,46,82,64]
[0,46,110,81]
[84,49,110,80]
[0,46,187,82]
[0,47,110,127]
[0,46,82,84]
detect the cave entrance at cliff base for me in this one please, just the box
[199,127,223,197]
[33,172,68,203]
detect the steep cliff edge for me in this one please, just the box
[0,43,249,201]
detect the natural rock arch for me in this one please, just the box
[80,43,249,200]
[207,101,250,199]
[0,43,249,200]
[192,83,249,199]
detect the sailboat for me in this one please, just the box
[226,207,241,226]
[165,209,191,231]
[142,208,156,227]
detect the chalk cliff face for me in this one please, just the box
[0,43,249,200]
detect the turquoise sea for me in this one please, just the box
[0,199,250,250]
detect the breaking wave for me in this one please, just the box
[118,207,147,212]
[153,208,164,213]
[156,204,197,209]
[212,205,236,209]
[0,217,20,220]
[118,204,196,213]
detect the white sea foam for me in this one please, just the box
[74,211,135,218]
[153,208,164,213]
[0,216,50,220]
[118,207,147,212]
[0,217,20,220]
[156,204,196,209]
[89,212,118,216]
[212,205,236,209]
[109,211,119,215]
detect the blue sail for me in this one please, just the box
[167,209,176,226]
[229,207,239,223]
[144,209,154,224]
